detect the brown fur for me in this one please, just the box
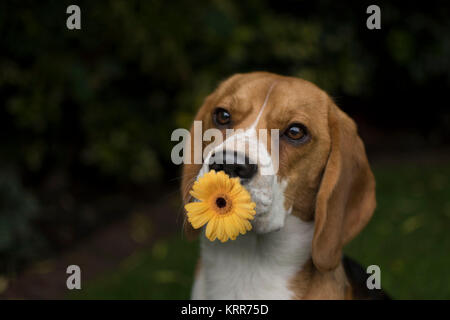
[181,72,376,299]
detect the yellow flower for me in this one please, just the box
[185,170,256,242]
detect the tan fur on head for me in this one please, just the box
[181,72,376,274]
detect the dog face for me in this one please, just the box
[181,72,376,271]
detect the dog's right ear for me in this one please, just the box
[181,74,245,240]
[181,114,205,240]
[181,163,202,240]
[180,92,217,240]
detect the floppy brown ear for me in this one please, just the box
[181,74,246,240]
[181,115,205,241]
[181,162,202,240]
[312,100,376,272]
[180,90,220,240]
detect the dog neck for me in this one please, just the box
[192,214,316,299]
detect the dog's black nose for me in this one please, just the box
[209,151,257,182]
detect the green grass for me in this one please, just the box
[68,237,199,299]
[345,163,450,299]
[70,164,450,299]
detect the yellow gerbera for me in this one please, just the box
[185,170,256,242]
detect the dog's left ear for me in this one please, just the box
[312,100,376,272]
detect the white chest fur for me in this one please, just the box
[191,215,314,300]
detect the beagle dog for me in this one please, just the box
[181,72,382,300]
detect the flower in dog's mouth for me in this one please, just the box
[185,170,256,242]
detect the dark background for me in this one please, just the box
[0,0,449,299]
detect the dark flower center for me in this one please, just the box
[216,197,227,208]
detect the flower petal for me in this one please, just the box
[185,201,209,215]
[185,169,256,242]
[205,216,218,241]
[188,210,213,229]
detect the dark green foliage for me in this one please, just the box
[2,1,449,183]
[0,170,45,274]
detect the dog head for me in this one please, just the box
[181,72,375,272]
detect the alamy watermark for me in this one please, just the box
[66,265,81,290]
[366,5,381,30]
[66,5,81,30]
[171,121,280,175]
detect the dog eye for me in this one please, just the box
[213,108,231,127]
[283,123,309,143]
